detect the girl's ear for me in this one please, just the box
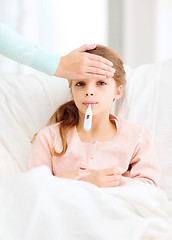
[114,85,123,100]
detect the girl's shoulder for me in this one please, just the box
[116,116,152,140]
[118,117,143,130]
[110,114,145,133]
[36,122,61,140]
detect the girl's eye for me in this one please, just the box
[76,82,85,86]
[97,81,106,85]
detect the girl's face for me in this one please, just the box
[71,78,122,118]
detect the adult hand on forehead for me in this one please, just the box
[54,44,115,80]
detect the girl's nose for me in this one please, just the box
[85,93,94,96]
[85,83,95,96]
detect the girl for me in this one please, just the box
[29,45,160,188]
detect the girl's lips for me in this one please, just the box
[83,102,98,107]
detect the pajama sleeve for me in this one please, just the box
[0,23,60,75]
[121,130,160,186]
[28,128,53,172]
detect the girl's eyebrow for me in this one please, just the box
[71,80,82,85]
[74,80,85,83]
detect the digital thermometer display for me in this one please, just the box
[83,104,92,131]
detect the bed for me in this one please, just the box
[0,60,172,240]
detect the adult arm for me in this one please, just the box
[0,23,115,79]
[0,23,59,75]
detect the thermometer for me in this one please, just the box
[84,104,92,131]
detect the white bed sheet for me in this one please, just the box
[0,166,172,240]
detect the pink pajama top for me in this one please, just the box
[29,115,160,186]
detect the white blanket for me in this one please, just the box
[0,166,172,240]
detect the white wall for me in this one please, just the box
[122,0,172,67]
[0,0,21,74]
[155,0,172,62]
[1,0,172,72]
[122,0,156,67]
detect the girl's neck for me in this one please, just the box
[76,113,117,142]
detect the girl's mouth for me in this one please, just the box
[83,102,98,107]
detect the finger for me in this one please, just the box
[88,60,116,73]
[77,44,96,52]
[107,175,121,182]
[83,73,107,81]
[87,67,115,77]
[107,181,120,187]
[113,169,123,175]
[87,53,113,66]
[102,168,115,176]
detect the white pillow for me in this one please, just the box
[0,73,70,176]
[112,59,172,200]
